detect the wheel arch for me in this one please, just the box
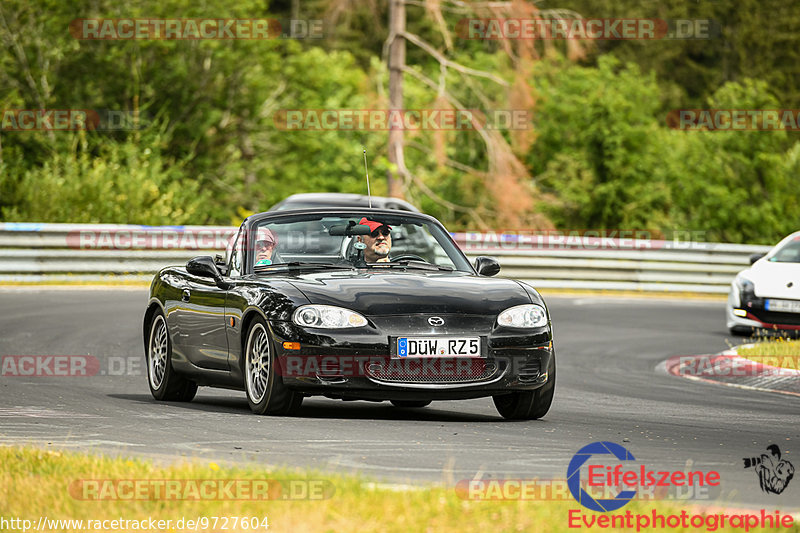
[143,300,166,353]
[239,308,270,371]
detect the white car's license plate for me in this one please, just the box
[396,337,481,358]
[765,299,800,313]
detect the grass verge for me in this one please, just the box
[737,339,800,369]
[1,446,794,532]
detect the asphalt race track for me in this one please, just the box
[1,288,798,510]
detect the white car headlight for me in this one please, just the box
[497,304,548,328]
[735,275,755,293]
[292,305,368,328]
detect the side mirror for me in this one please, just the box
[214,254,228,276]
[474,256,501,277]
[187,256,231,289]
[749,252,766,265]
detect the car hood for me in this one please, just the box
[284,270,531,316]
[746,261,800,298]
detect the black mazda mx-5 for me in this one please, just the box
[143,209,555,419]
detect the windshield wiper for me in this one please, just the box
[255,261,355,272]
[371,260,453,272]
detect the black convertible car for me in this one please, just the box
[143,209,555,419]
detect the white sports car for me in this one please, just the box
[727,231,800,335]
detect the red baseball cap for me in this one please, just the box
[359,217,391,233]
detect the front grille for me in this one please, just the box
[751,310,800,326]
[365,358,499,384]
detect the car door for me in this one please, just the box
[176,272,230,371]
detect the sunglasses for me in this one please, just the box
[370,227,391,238]
[255,240,275,250]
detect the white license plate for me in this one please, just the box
[765,299,800,313]
[396,337,481,358]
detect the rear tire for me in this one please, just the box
[493,351,555,420]
[390,400,432,408]
[146,311,197,402]
[244,317,302,415]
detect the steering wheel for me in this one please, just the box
[390,254,427,263]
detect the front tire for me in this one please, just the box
[146,311,197,402]
[244,317,302,415]
[493,351,555,420]
[729,326,752,336]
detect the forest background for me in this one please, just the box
[0,0,797,244]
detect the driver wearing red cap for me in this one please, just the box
[357,217,392,263]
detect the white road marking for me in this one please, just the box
[0,407,104,418]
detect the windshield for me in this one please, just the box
[769,236,800,263]
[247,213,472,273]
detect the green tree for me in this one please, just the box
[528,56,799,243]
[528,56,671,230]
[2,130,208,224]
[665,80,800,243]
[543,0,800,109]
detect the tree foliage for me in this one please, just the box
[529,57,798,243]
[0,0,797,243]
[3,130,207,224]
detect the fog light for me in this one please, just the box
[733,309,747,317]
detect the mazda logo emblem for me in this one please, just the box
[428,316,445,326]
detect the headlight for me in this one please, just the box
[736,275,755,294]
[497,304,548,328]
[292,305,368,328]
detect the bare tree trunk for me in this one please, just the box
[386,0,405,198]
[241,133,257,211]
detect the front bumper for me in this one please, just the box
[727,285,800,331]
[268,313,553,400]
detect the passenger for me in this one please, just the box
[253,227,278,266]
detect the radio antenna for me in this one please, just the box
[363,147,372,208]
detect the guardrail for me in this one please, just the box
[0,223,770,292]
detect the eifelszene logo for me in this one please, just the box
[567,441,720,512]
[743,444,794,495]
[568,442,637,512]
